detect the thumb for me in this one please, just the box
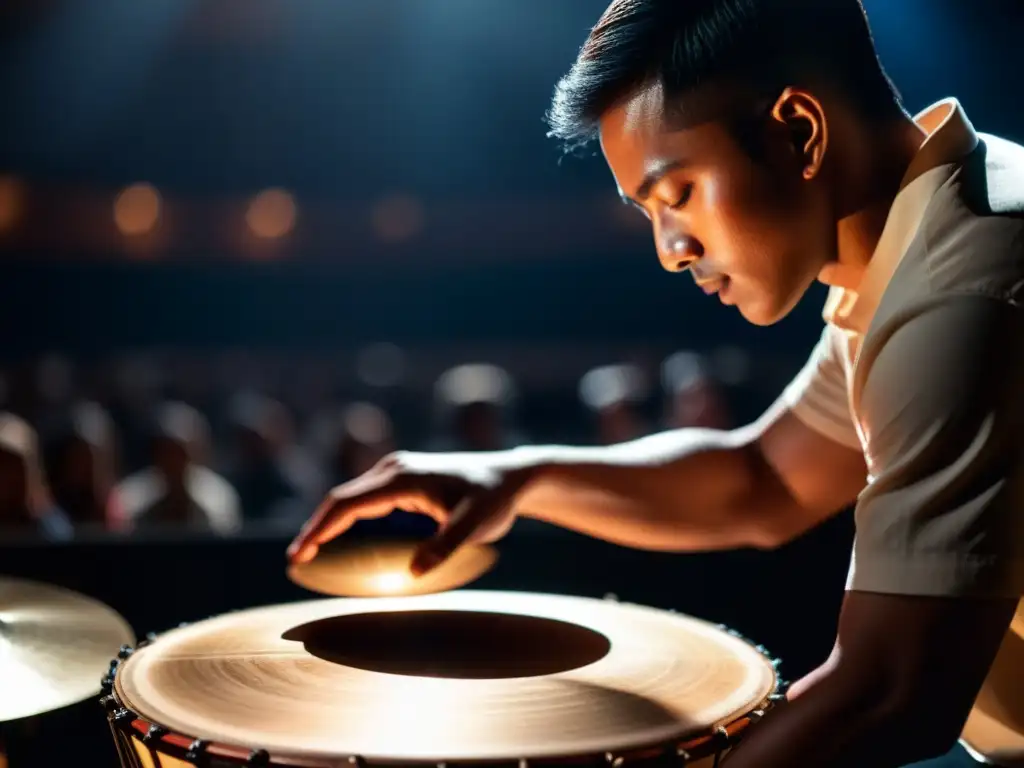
[410,494,505,577]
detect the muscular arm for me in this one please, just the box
[507,402,867,551]
[722,592,1016,768]
[725,296,1024,766]
[291,325,866,566]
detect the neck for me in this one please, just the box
[819,112,926,288]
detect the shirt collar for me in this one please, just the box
[824,98,979,333]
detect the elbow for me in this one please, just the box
[735,509,814,550]
[743,523,795,550]
[727,462,830,551]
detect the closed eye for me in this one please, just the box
[669,184,693,210]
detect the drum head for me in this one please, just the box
[115,591,776,764]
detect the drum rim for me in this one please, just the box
[101,596,787,767]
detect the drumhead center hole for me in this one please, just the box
[282,610,612,679]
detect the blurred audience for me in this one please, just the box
[0,412,73,540]
[578,363,649,444]
[40,401,121,530]
[661,351,732,430]
[116,402,241,535]
[0,345,772,542]
[223,392,311,525]
[431,364,524,451]
[329,402,395,484]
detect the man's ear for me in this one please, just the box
[771,87,828,180]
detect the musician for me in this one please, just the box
[290,2,1024,766]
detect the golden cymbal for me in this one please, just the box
[114,591,778,763]
[286,539,498,597]
[0,577,135,722]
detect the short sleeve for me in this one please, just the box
[847,295,1024,598]
[781,324,863,450]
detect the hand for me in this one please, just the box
[287,451,530,575]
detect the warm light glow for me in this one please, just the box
[0,176,25,233]
[371,571,412,593]
[246,188,296,239]
[286,540,498,598]
[114,183,161,236]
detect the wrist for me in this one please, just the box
[501,447,567,521]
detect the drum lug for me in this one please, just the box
[603,593,619,602]
[348,755,367,768]
[185,739,210,762]
[604,751,625,767]
[99,695,119,713]
[137,632,158,649]
[518,759,529,768]
[118,645,135,660]
[143,724,167,744]
[247,748,270,766]
[675,746,692,762]
[100,657,119,693]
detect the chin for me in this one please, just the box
[735,295,793,327]
[737,306,778,326]
[737,278,813,326]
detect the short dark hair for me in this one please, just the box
[547,0,903,152]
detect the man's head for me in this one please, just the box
[548,0,904,325]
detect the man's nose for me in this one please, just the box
[657,235,703,273]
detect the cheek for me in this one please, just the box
[699,172,807,275]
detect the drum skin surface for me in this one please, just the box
[113,591,778,765]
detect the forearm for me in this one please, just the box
[724,669,947,768]
[495,425,793,551]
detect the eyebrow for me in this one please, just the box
[621,159,688,205]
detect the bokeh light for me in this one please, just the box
[246,188,297,239]
[114,184,161,237]
[0,176,25,233]
[113,183,161,236]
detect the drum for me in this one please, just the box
[102,591,784,768]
